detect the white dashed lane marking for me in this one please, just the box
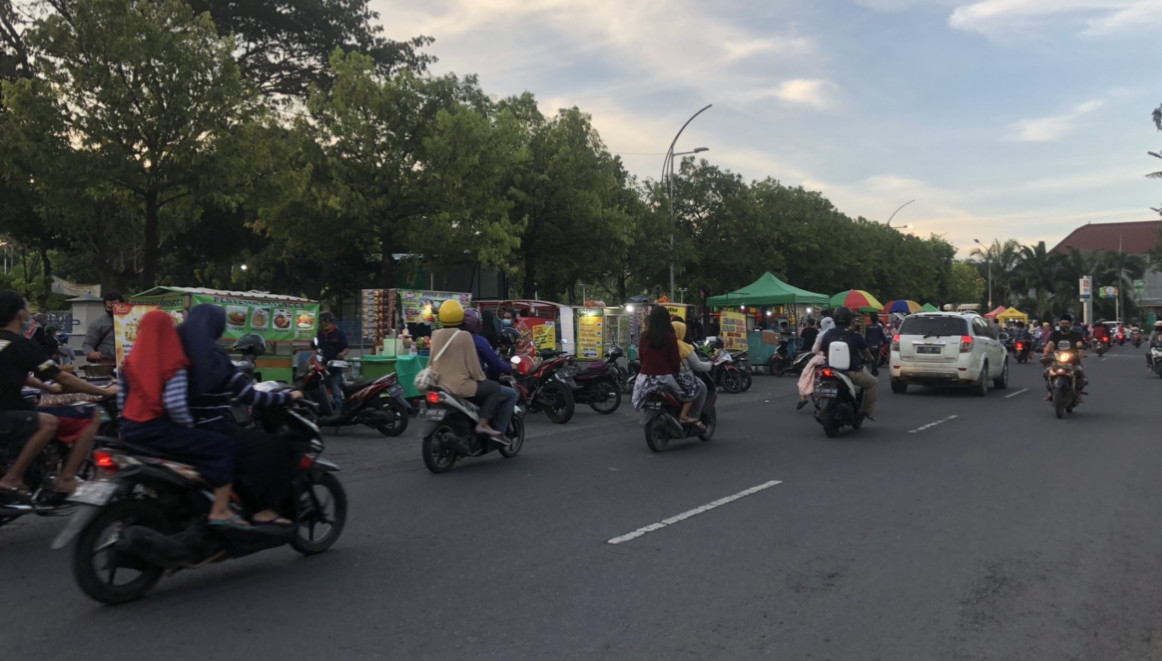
[607,480,783,545]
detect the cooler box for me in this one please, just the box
[396,354,429,398]
[359,355,397,381]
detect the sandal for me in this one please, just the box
[208,514,251,530]
[251,516,293,527]
[0,484,32,503]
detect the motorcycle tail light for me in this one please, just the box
[820,368,834,378]
[960,336,974,352]
[425,391,442,404]
[299,452,319,470]
[891,335,900,351]
[93,450,118,474]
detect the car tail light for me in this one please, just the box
[960,335,974,352]
[891,335,900,351]
[425,391,442,404]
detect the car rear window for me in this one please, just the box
[899,316,966,337]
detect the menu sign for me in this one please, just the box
[113,303,161,365]
[362,289,393,343]
[720,310,748,351]
[577,311,604,359]
[128,292,319,343]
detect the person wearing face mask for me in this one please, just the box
[1041,313,1088,399]
[83,291,124,364]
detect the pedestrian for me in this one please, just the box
[83,291,124,364]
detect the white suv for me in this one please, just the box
[889,312,1009,395]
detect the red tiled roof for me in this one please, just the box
[1051,221,1162,255]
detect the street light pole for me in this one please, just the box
[886,199,915,227]
[974,239,992,310]
[664,104,712,301]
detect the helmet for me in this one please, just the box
[1154,320,1162,329]
[500,327,520,347]
[232,333,266,356]
[438,299,464,326]
[462,308,482,334]
[833,306,854,327]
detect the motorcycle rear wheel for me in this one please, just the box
[374,399,409,437]
[291,472,347,555]
[72,499,167,605]
[698,408,717,441]
[588,380,622,414]
[821,403,840,438]
[422,424,460,473]
[644,414,671,453]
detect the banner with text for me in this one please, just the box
[720,310,748,351]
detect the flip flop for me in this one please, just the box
[208,514,251,530]
[0,484,32,503]
[251,517,294,527]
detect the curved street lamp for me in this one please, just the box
[663,104,712,301]
[886,199,915,227]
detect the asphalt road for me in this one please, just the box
[5,346,1162,660]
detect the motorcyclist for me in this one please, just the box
[864,315,887,364]
[1147,320,1162,369]
[1092,320,1110,348]
[820,307,878,422]
[1041,313,1087,399]
[462,308,518,442]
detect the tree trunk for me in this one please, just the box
[379,249,396,289]
[141,189,160,290]
[37,245,52,310]
[521,249,537,299]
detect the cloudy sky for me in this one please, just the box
[371,0,1162,254]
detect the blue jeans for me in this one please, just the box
[326,369,345,412]
[494,385,518,438]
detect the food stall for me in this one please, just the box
[706,272,829,370]
[477,300,567,354]
[120,287,320,382]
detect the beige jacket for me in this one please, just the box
[429,328,484,397]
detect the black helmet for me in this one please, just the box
[833,306,854,327]
[500,327,520,347]
[232,333,266,356]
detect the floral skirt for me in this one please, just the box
[632,373,692,411]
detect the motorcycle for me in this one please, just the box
[52,385,346,604]
[0,394,119,529]
[1149,342,1162,378]
[558,344,623,414]
[1043,347,1082,418]
[418,387,525,473]
[641,371,717,452]
[1116,330,1127,346]
[768,338,808,378]
[700,341,746,393]
[1014,339,1032,364]
[506,350,576,424]
[812,365,865,437]
[298,351,410,437]
[1132,329,1142,348]
[1093,337,1109,357]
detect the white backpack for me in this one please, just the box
[828,332,852,370]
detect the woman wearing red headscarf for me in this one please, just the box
[118,311,243,527]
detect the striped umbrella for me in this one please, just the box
[884,299,922,314]
[829,290,883,312]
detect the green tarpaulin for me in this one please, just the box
[706,272,828,308]
[921,303,940,312]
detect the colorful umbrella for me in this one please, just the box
[884,299,922,314]
[829,289,883,312]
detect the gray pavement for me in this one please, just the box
[5,348,1162,660]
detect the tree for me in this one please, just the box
[254,50,522,291]
[6,0,262,289]
[947,259,984,306]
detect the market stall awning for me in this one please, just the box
[996,307,1029,323]
[706,272,828,308]
[131,286,315,303]
[921,302,940,312]
[983,305,1008,318]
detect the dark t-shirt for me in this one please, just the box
[821,327,869,371]
[1046,329,1086,352]
[0,329,60,411]
[799,327,819,349]
[317,326,349,362]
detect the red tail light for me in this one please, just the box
[298,453,318,470]
[891,334,900,351]
[94,450,115,468]
[820,368,834,378]
[960,336,974,353]
[425,390,441,404]
[1016,342,1024,350]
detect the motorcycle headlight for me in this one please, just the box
[1055,352,1072,363]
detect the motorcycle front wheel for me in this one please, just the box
[72,499,167,605]
[542,381,575,424]
[1052,385,1069,419]
[719,369,743,394]
[588,380,622,414]
[769,357,785,377]
[291,472,347,555]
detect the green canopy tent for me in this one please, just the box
[921,302,940,312]
[706,272,829,308]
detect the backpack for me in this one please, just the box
[827,329,854,370]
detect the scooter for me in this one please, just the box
[812,343,865,438]
[298,350,410,437]
[700,340,746,393]
[558,344,623,414]
[640,371,717,453]
[52,387,346,604]
[768,338,807,377]
[1014,339,1032,363]
[418,387,525,473]
[1044,347,1082,418]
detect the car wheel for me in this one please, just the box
[974,363,988,397]
[993,358,1009,390]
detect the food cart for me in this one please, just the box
[120,287,320,382]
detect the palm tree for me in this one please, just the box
[969,238,1023,308]
[1013,241,1066,320]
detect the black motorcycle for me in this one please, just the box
[813,365,866,437]
[768,338,809,377]
[52,387,346,604]
[559,345,623,414]
[641,371,717,452]
[418,387,525,473]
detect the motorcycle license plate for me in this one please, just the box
[386,385,404,397]
[816,384,838,397]
[418,408,446,421]
[68,481,117,506]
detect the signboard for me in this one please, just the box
[113,303,162,365]
[1079,276,1092,298]
[129,292,319,342]
[720,310,748,351]
[1134,280,1146,294]
[577,310,604,359]
[664,304,687,321]
[517,316,556,351]
[1100,286,1118,299]
[398,289,472,325]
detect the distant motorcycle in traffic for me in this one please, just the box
[640,371,717,452]
[558,344,624,414]
[1043,345,1082,418]
[298,348,410,437]
[418,386,525,473]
